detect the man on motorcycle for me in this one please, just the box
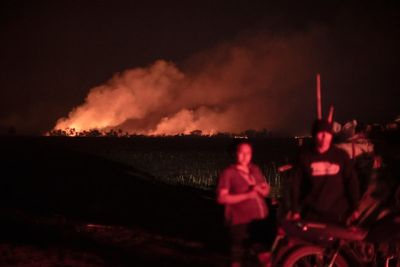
[290,119,361,225]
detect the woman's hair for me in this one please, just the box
[235,140,253,152]
[228,138,253,157]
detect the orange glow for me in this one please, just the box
[53,30,331,136]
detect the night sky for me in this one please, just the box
[1,1,399,135]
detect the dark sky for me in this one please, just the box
[0,0,399,135]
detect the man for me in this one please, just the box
[291,119,360,225]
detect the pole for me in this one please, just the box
[317,73,322,119]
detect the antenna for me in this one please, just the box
[327,105,334,123]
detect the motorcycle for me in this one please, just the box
[268,151,400,267]
[269,200,400,267]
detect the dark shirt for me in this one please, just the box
[217,164,268,225]
[292,145,359,224]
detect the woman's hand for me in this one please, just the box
[247,189,260,199]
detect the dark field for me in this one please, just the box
[0,135,303,266]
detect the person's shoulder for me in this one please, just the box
[331,146,351,158]
[330,146,352,163]
[249,164,266,181]
[249,163,262,173]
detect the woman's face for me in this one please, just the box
[236,143,252,166]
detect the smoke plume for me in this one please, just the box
[54,28,331,136]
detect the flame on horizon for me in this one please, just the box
[53,29,330,136]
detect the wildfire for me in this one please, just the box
[53,29,329,136]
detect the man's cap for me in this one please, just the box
[312,119,333,136]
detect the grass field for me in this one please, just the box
[38,135,299,193]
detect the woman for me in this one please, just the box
[217,140,270,267]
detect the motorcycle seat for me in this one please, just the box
[282,220,368,242]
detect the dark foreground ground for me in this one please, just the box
[0,136,280,267]
[4,133,397,266]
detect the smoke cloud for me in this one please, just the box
[54,28,332,136]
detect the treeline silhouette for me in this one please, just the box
[47,127,272,138]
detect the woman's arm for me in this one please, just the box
[217,188,258,205]
[255,182,270,197]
